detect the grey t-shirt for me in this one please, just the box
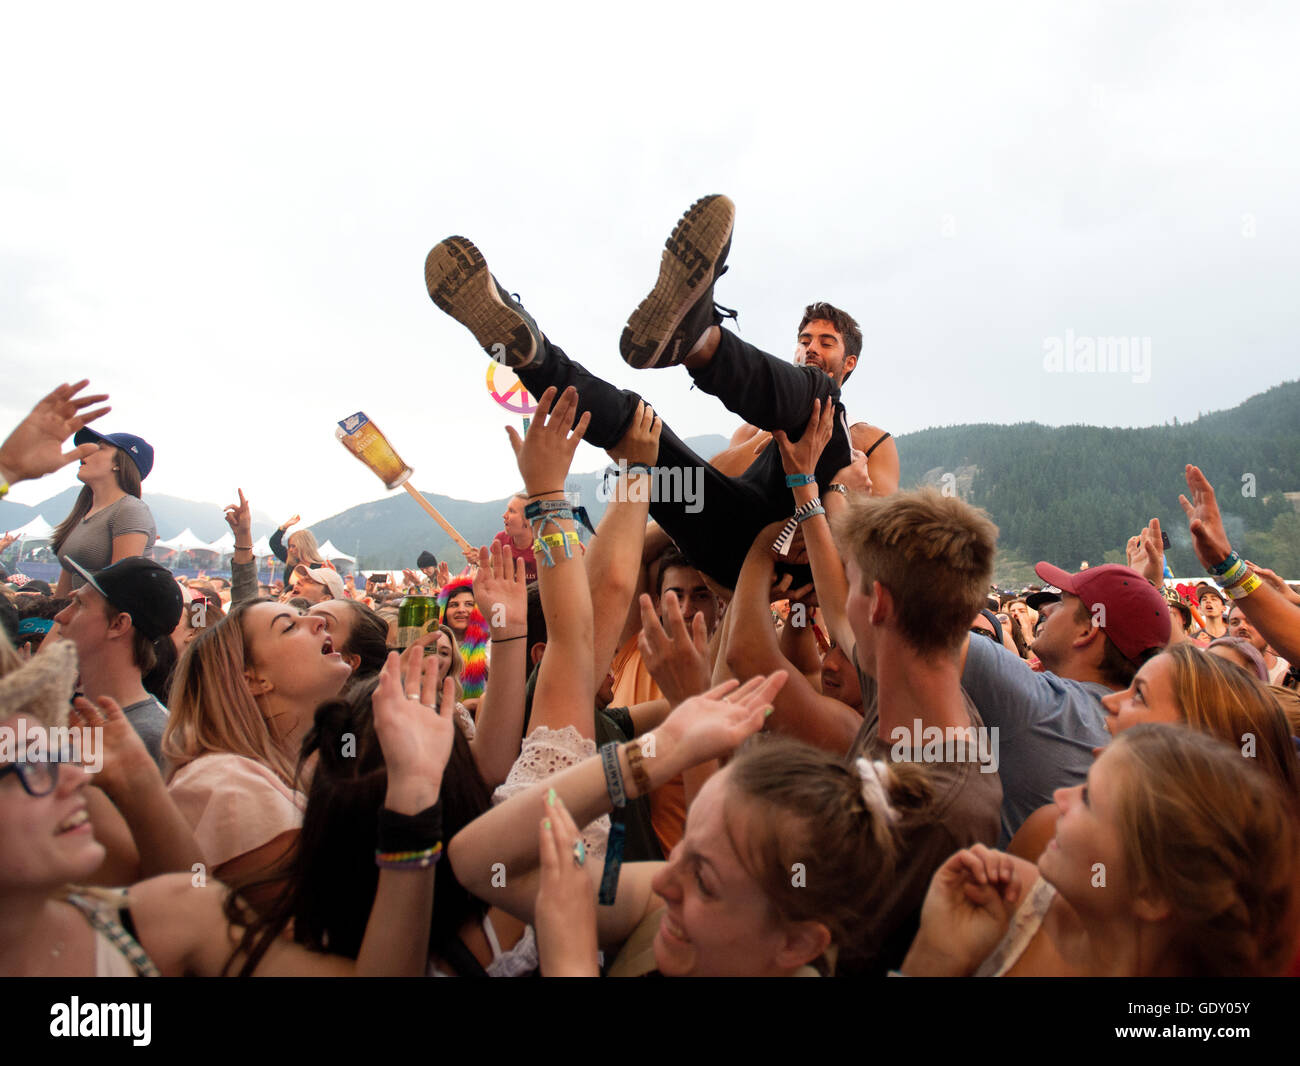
[58,496,157,587]
[840,665,1003,975]
[960,635,1113,846]
[121,695,169,771]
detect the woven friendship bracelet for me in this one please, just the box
[771,499,826,556]
[533,531,582,567]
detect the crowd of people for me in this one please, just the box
[3,194,1300,979]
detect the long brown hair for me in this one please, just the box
[1110,725,1300,976]
[286,530,326,567]
[163,598,296,786]
[1161,642,1300,801]
[51,447,143,555]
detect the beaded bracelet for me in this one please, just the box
[600,742,627,809]
[623,739,653,798]
[375,841,443,869]
[1224,572,1262,600]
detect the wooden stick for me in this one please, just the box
[402,483,475,555]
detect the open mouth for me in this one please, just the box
[56,808,90,835]
[659,911,690,946]
[321,637,335,655]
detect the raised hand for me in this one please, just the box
[657,672,787,771]
[473,540,527,636]
[0,532,16,553]
[638,591,711,707]
[0,381,111,486]
[1125,517,1165,586]
[535,791,600,976]
[905,844,1021,976]
[280,514,301,532]
[372,651,457,814]
[435,560,452,589]
[773,398,835,479]
[224,488,253,542]
[606,399,661,467]
[1246,562,1300,607]
[1178,465,1232,570]
[69,694,160,799]
[504,386,591,496]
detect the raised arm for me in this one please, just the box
[467,539,529,787]
[1180,464,1300,663]
[727,527,863,754]
[448,674,786,943]
[586,400,659,690]
[225,488,260,604]
[508,387,595,737]
[0,380,110,488]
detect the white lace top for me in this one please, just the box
[492,724,611,865]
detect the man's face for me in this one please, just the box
[1226,608,1265,651]
[795,319,857,387]
[1199,591,1223,619]
[53,585,114,656]
[503,496,530,539]
[1029,594,1091,673]
[293,576,330,605]
[658,566,719,635]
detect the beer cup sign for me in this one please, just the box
[336,412,414,490]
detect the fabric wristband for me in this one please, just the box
[795,502,826,525]
[598,817,627,906]
[600,741,627,809]
[1210,550,1242,577]
[1225,572,1262,600]
[376,802,443,854]
[784,473,816,487]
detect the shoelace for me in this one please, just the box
[712,266,739,326]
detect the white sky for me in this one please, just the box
[4,2,1297,526]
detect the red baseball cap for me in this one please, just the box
[1033,562,1171,662]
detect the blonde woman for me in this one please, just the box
[162,599,352,900]
[269,515,331,585]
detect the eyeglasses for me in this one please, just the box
[0,760,60,798]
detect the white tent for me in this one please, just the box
[250,535,275,558]
[10,515,55,541]
[157,528,219,553]
[317,539,356,563]
[209,530,236,554]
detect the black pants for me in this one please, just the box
[518,327,851,588]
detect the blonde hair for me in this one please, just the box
[286,530,326,567]
[831,487,998,653]
[435,623,465,702]
[1109,725,1300,976]
[163,599,296,786]
[1161,643,1300,800]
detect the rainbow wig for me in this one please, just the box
[437,576,489,700]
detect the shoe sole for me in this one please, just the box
[424,236,538,368]
[620,194,735,369]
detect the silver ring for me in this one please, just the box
[571,839,586,868]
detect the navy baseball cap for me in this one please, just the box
[65,556,183,639]
[73,429,154,480]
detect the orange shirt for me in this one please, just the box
[610,635,687,855]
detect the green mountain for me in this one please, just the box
[897,380,1300,581]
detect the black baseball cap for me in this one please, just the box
[72,429,155,479]
[65,557,183,639]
